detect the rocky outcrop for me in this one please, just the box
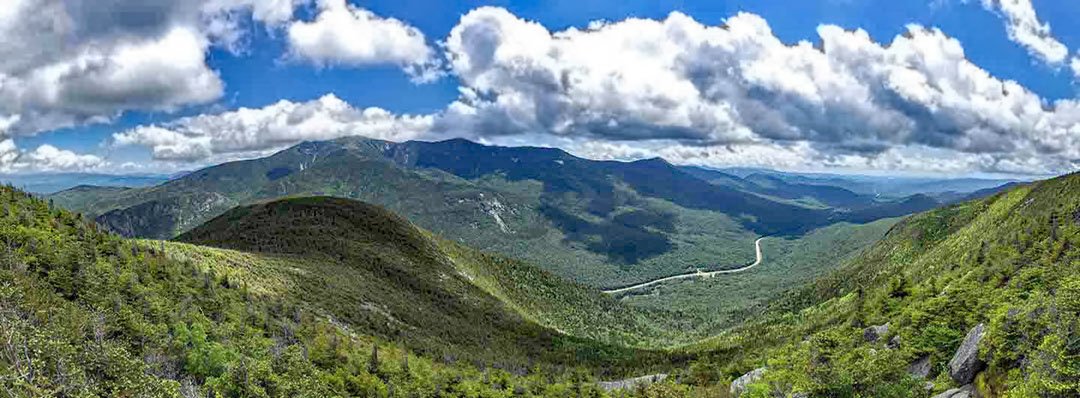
[888,335,901,349]
[932,384,975,398]
[864,323,889,342]
[730,367,766,397]
[907,355,931,379]
[948,323,986,384]
[597,373,667,391]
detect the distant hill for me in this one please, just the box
[712,166,1024,197]
[0,172,169,194]
[52,138,940,288]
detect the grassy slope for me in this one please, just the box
[0,187,694,397]
[681,173,1080,396]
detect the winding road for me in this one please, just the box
[601,237,766,294]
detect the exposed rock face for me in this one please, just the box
[888,335,901,349]
[948,323,986,384]
[597,374,667,391]
[730,367,766,397]
[908,355,931,379]
[864,323,890,342]
[932,384,975,398]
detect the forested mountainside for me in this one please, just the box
[683,172,1080,396]
[50,137,940,289]
[9,169,1079,397]
[0,187,704,396]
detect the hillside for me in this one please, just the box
[53,137,935,290]
[176,196,703,349]
[0,186,705,396]
[679,173,1080,396]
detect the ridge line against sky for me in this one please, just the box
[1,0,1079,177]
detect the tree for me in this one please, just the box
[368,344,380,376]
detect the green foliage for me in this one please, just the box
[0,186,693,397]
[683,174,1080,396]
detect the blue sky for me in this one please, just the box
[3,0,1080,177]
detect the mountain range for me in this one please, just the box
[50,137,959,290]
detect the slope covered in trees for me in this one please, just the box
[682,172,1080,396]
[0,187,698,396]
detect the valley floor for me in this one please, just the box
[602,237,767,294]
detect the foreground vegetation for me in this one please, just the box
[0,187,700,396]
[684,173,1080,396]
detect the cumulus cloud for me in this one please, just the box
[286,0,439,81]
[434,7,1080,174]
[979,0,1069,65]
[0,140,106,173]
[112,94,434,161]
[0,0,302,136]
[0,0,433,138]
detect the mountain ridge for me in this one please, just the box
[51,137,943,289]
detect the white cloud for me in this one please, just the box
[0,140,106,173]
[979,0,1069,65]
[112,93,434,161]
[200,0,309,52]
[0,0,301,136]
[435,7,1080,174]
[286,0,438,81]
[0,0,439,138]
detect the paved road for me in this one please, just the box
[601,237,766,294]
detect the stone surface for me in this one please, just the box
[888,335,901,349]
[597,374,667,391]
[931,384,974,398]
[730,367,766,397]
[908,355,932,379]
[864,323,890,342]
[948,323,986,384]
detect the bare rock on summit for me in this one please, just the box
[948,323,986,385]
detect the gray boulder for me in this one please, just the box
[907,355,931,379]
[730,367,766,397]
[932,384,975,398]
[948,323,986,384]
[887,335,901,349]
[597,374,667,391]
[864,323,889,342]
